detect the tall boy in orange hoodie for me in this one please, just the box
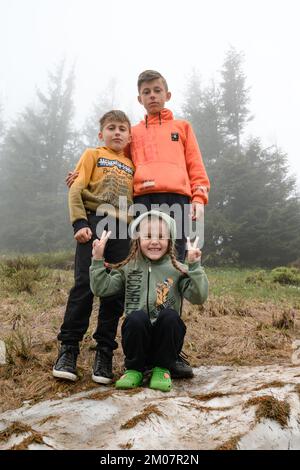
[131,70,210,262]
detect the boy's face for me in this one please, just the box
[99,120,131,153]
[138,78,171,115]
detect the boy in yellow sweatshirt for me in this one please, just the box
[53,110,134,384]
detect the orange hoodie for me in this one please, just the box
[130,108,210,204]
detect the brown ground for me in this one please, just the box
[0,269,300,413]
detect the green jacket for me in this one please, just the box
[90,256,208,323]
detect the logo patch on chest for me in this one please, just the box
[171,132,179,141]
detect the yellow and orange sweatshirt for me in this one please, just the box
[69,146,134,232]
[130,108,210,204]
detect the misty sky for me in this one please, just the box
[0,0,299,186]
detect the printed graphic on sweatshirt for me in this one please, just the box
[156,278,174,305]
[97,158,134,175]
[150,278,176,318]
[125,269,143,312]
[171,132,179,141]
[94,158,133,208]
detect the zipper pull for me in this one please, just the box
[149,265,151,273]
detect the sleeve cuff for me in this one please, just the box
[191,195,207,204]
[188,260,202,270]
[73,218,89,234]
[91,258,105,267]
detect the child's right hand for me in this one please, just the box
[92,230,112,260]
[74,227,93,243]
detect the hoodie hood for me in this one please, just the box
[143,108,173,128]
[129,210,177,242]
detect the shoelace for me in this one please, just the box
[95,352,111,368]
[60,347,77,368]
[178,351,190,365]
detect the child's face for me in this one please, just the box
[138,78,171,115]
[139,218,170,261]
[99,120,131,153]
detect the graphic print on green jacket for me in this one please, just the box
[90,255,208,323]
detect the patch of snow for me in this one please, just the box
[1,365,300,450]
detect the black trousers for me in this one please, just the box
[133,193,190,262]
[58,213,130,351]
[121,309,186,372]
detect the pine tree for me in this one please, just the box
[181,49,300,267]
[81,78,118,147]
[182,73,224,166]
[0,61,78,252]
[220,47,252,153]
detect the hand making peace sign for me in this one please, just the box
[92,230,112,260]
[186,236,202,263]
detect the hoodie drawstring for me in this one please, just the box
[145,112,162,129]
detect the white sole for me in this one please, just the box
[52,368,78,381]
[92,374,113,385]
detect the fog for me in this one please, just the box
[0,0,299,185]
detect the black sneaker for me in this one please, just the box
[92,348,113,384]
[169,353,194,379]
[52,344,79,381]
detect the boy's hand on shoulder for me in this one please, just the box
[66,170,79,188]
[92,230,112,260]
[74,227,92,243]
[190,202,204,221]
[187,236,202,263]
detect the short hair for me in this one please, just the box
[137,70,168,92]
[99,110,131,131]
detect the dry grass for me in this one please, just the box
[294,384,300,399]
[120,405,164,430]
[215,434,243,450]
[78,389,115,401]
[272,310,295,330]
[191,392,232,401]
[244,395,291,428]
[0,420,48,450]
[180,402,233,413]
[119,441,134,449]
[38,415,58,426]
[9,430,45,450]
[0,265,299,413]
[252,381,286,391]
[0,421,32,441]
[189,383,286,402]
[182,295,299,367]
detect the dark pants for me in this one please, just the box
[121,309,186,371]
[133,193,190,262]
[58,213,130,351]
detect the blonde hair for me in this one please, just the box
[99,110,131,131]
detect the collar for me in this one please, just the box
[144,108,173,127]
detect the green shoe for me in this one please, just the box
[115,370,143,389]
[149,367,172,392]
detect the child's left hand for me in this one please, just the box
[187,236,202,263]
